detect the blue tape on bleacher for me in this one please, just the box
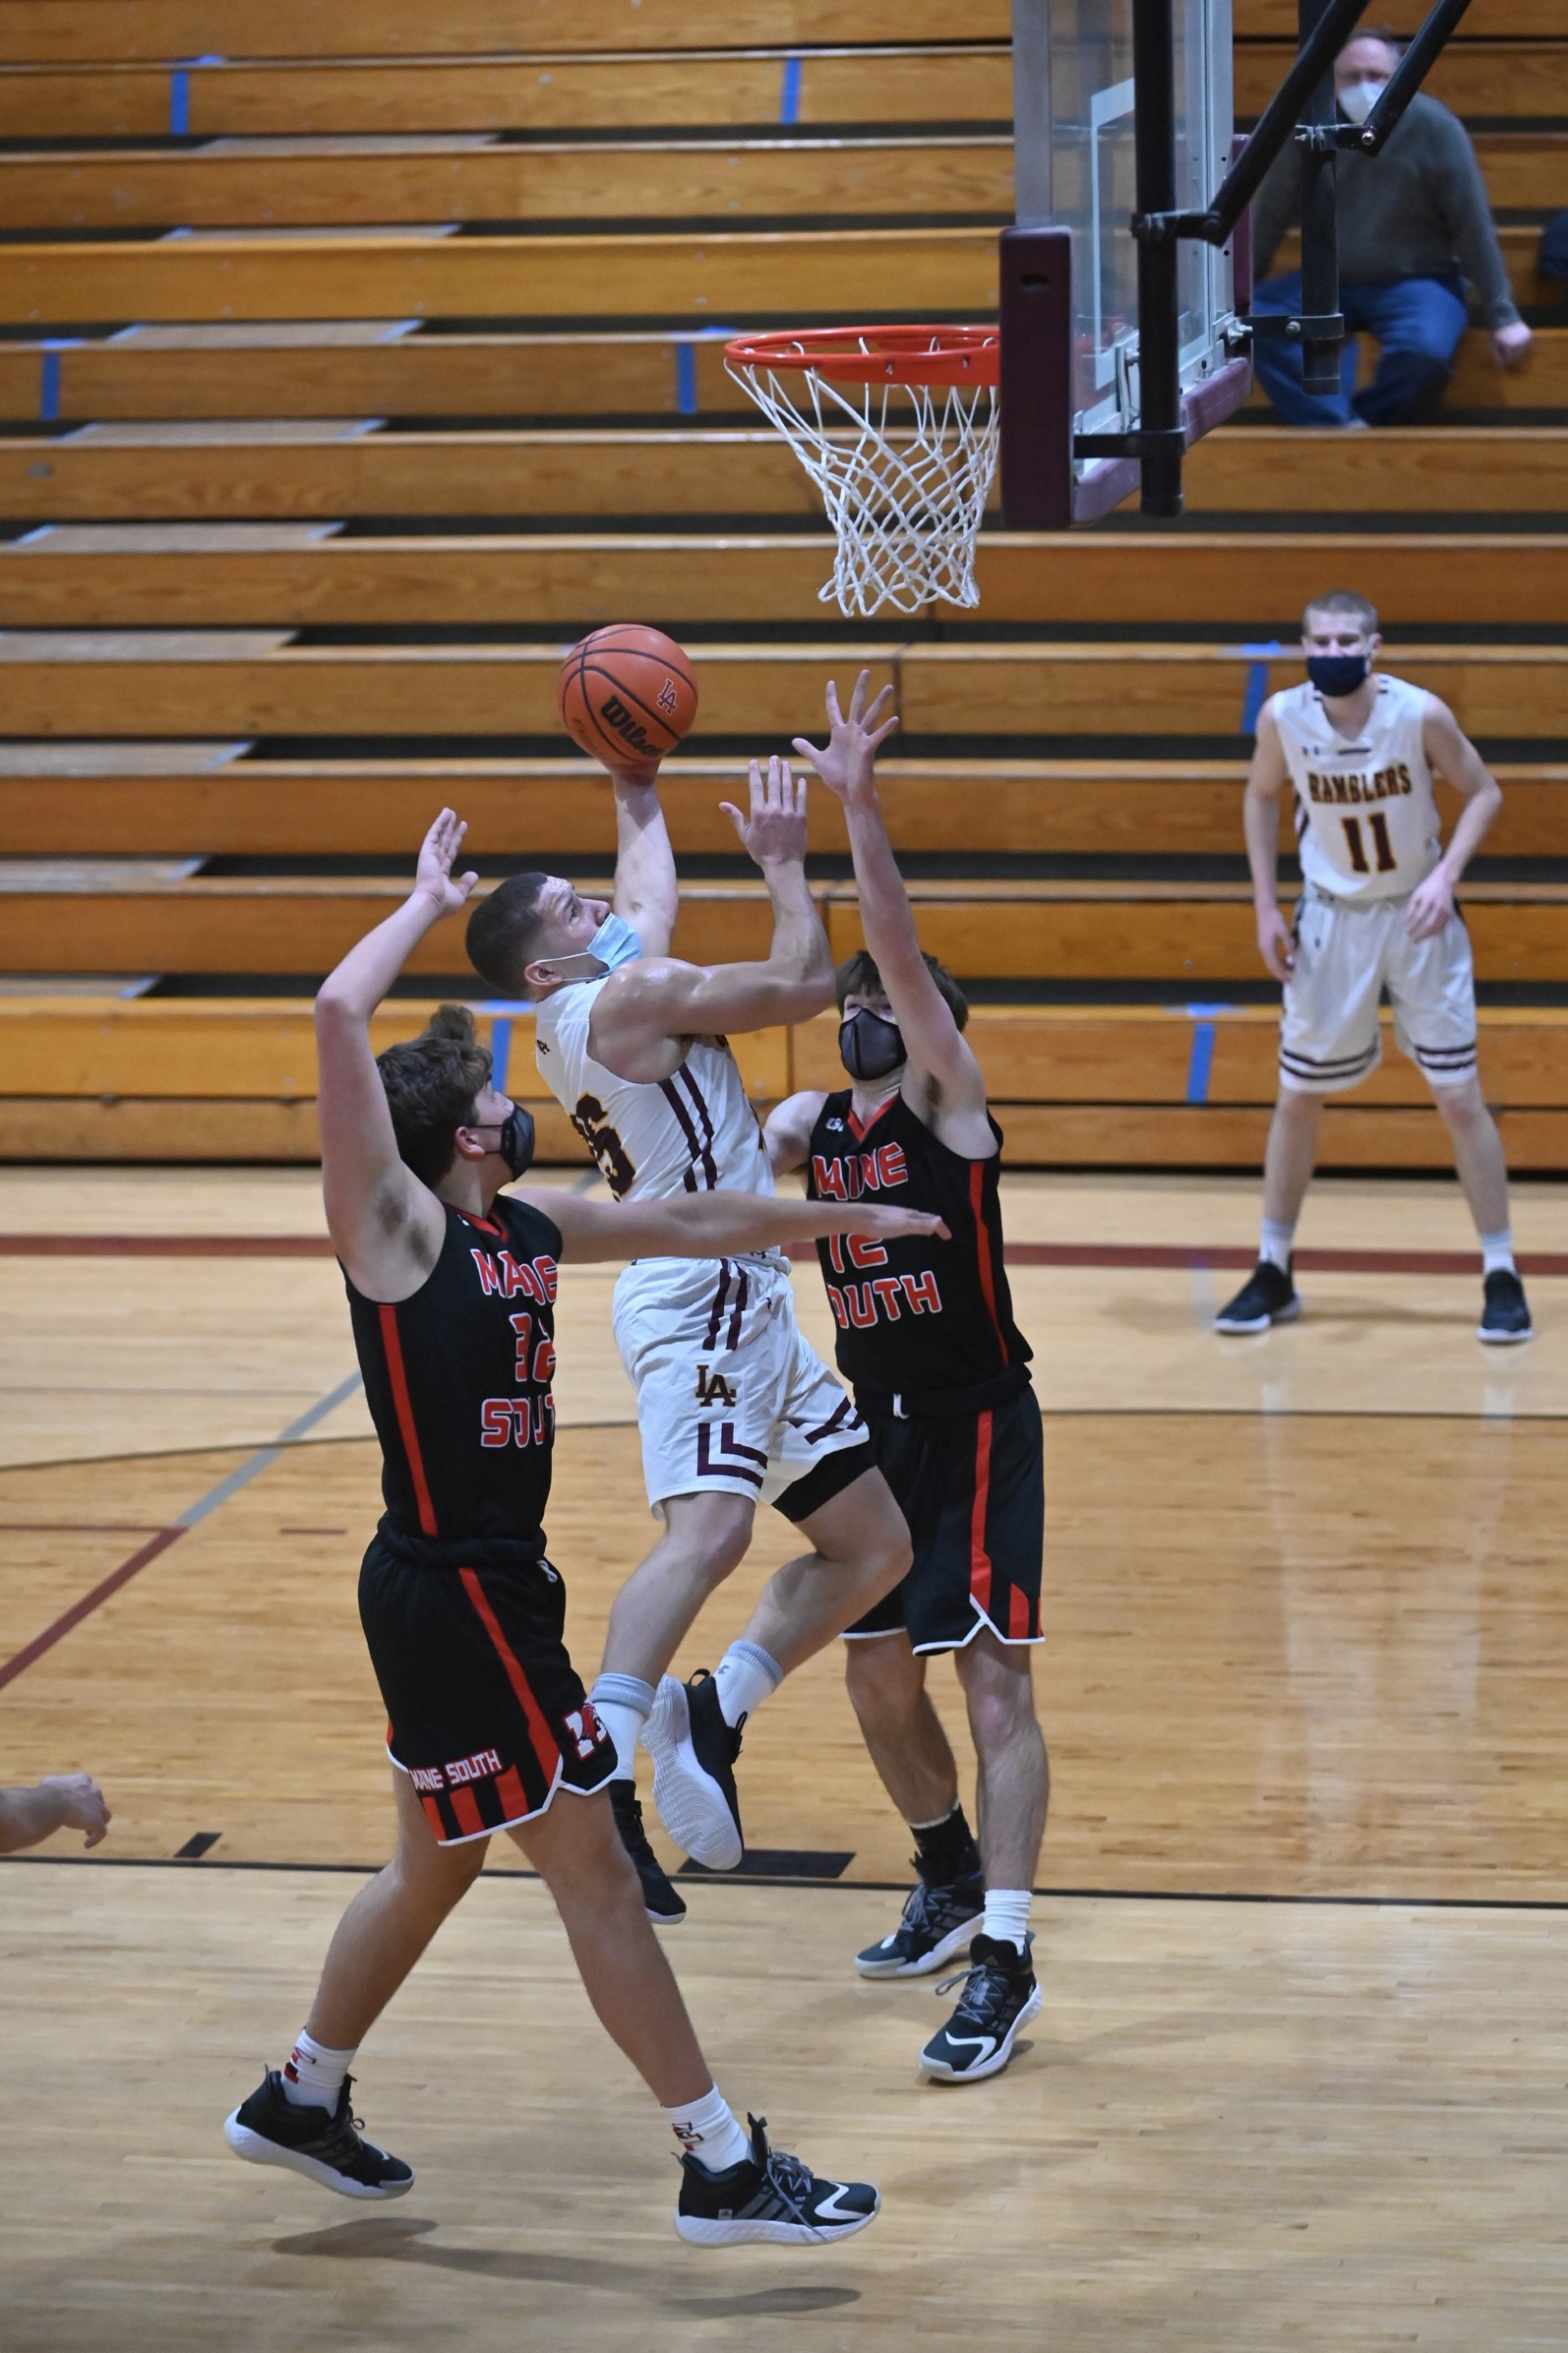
[1185,1021,1216,1106]
[38,350,61,422]
[489,1016,512,1097]
[675,341,697,416]
[1238,641,1285,734]
[779,55,803,124]
[169,69,190,135]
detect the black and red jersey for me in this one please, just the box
[345,1195,563,1545]
[805,1090,1031,1400]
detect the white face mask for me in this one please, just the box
[1339,76,1389,126]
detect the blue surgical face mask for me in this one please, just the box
[1306,652,1371,697]
[547,911,644,984]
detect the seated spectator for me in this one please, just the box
[1250,30,1532,427]
[0,1773,110,1853]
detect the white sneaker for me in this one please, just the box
[643,1670,745,1871]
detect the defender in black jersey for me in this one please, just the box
[222,809,944,2233]
[768,676,1050,2085]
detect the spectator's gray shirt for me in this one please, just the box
[1252,91,1520,329]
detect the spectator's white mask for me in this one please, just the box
[1339,76,1389,126]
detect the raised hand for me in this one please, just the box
[793,670,899,807]
[720,754,809,870]
[412,808,480,916]
[855,1206,951,1243]
[39,1773,111,1848]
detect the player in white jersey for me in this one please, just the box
[465,738,916,1920]
[1216,587,1532,1345]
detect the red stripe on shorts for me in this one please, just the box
[1008,1585,1032,1640]
[458,1565,562,1782]
[378,1302,438,1536]
[451,1785,485,1838]
[495,1764,528,1822]
[420,1794,447,1840]
[970,1409,994,1617]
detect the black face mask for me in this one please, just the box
[838,1007,905,1081]
[1306,652,1370,698]
[492,1101,534,1176]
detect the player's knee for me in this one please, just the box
[843,1636,919,1722]
[958,1644,1039,1749]
[659,1494,754,1588]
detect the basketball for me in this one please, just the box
[557,624,698,768]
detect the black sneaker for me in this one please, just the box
[1478,1267,1533,1344]
[610,1779,687,1925]
[645,1668,744,1871]
[675,2114,879,2246]
[919,1934,1041,2084]
[854,1864,986,1978]
[223,2071,414,2200]
[1214,1258,1300,1335]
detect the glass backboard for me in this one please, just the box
[1012,0,1238,460]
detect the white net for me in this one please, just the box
[725,355,999,619]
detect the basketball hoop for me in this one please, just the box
[724,327,1000,619]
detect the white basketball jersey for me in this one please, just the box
[534,976,775,1209]
[1271,673,1442,900]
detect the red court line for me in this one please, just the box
[0,1527,186,1694]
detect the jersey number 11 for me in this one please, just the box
[1341,811,1396,875]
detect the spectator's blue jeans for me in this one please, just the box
[1251,272,1470,426]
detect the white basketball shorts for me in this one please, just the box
[612,1252,869,1517]
[1279,889,1478,1095]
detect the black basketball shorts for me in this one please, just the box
[843,1384,1045,1655]
[359,1519,617,1844]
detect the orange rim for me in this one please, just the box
[724,326,1000,390]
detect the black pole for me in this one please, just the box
[1297,0,1342,393]
[1357,0,1476,151]
[1183,0,1368,244]
[1131,0,1181,515]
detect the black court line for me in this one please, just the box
[3,1853,1566,1912]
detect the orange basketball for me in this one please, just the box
[557,625,699,768]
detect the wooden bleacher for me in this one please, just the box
[0,0,1564,1174]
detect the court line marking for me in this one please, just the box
[3,1854,1567,1912]
[5,1235,1567,1278]
[0,1371,363,1694]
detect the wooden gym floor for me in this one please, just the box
[4,1166,1568,2347]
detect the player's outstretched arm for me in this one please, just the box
[540,1184,949,1264]
[587,756,834,1082]
[610,769,678,958]
[0,1773,111,1853]
[1408,698,1504,940]
[763,1089,827,1176]
[1242,704,1296,981]
[315,809,475,1291]
[795,673,991,1149]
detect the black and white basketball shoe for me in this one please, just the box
[676,2115,879,2246]
[644,1668,744,1871]
[223,2072,414,2199]
[1478,1268,1533,1344]
[854,1863,986,1978]
[1214,1258,1300,1335]
[919,1934,1041,2084]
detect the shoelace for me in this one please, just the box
[761,2144,816,2215]
[934,1955,1014,2021]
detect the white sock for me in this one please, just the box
[280,2028,355,2112]
[588,1672,654,1783]
[1478,1229,1516,1277]
[712,1640,783,1731]
[1259,1219,1296,1273]
[982,1889,1033,1956]
[663,2082,752,2175]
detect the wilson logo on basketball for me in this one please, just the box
[600,694,661,756]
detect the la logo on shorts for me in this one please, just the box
[694,1363,737,1407]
